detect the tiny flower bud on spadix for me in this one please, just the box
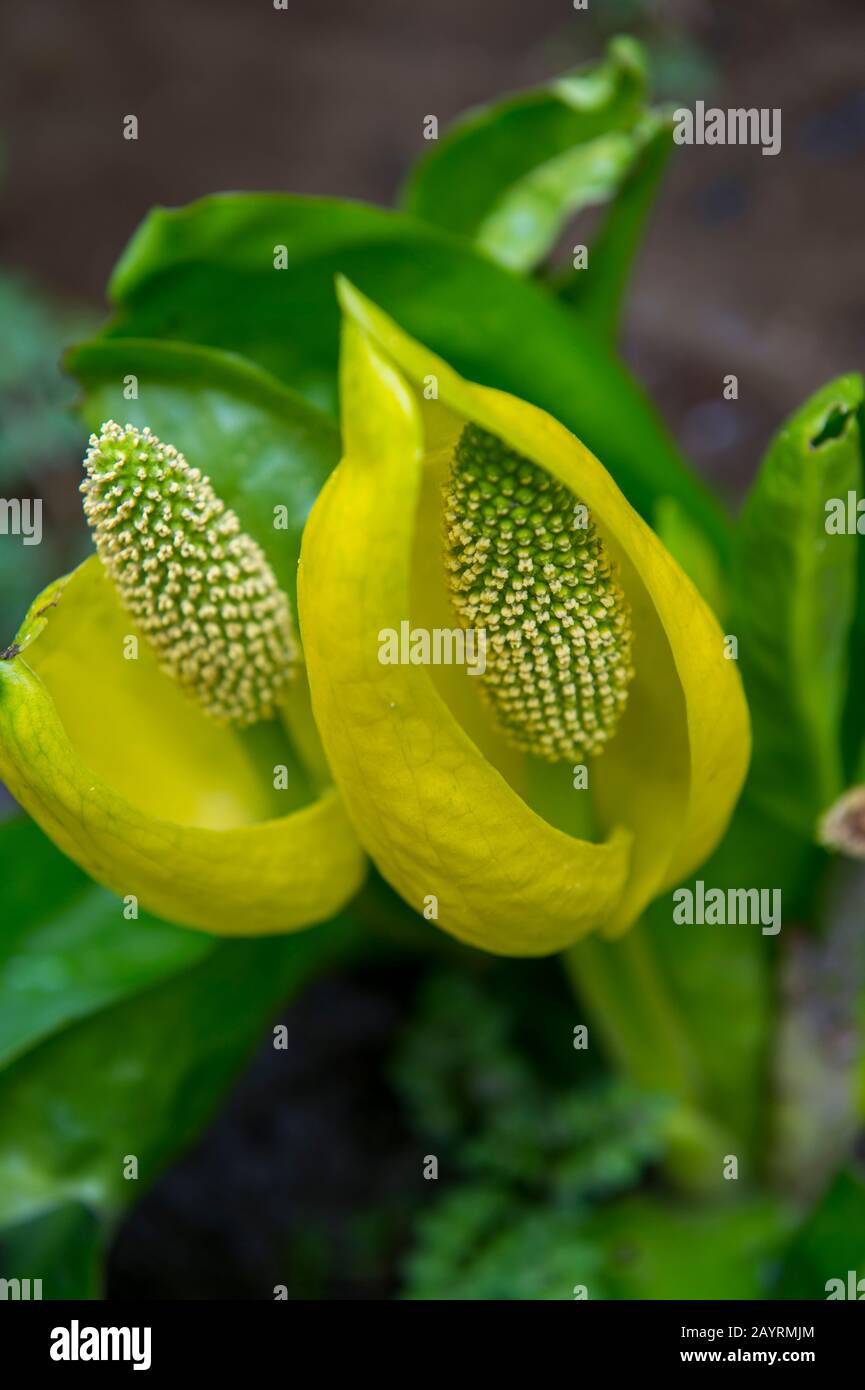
[444,423,635,762]
[81,421,297,725]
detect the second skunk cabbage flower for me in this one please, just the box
[298,282,750,956]
[0,422,365,935]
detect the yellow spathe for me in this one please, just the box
[0,558,365,935]
[297,282,750,955]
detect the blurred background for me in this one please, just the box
[1,0,863,1298]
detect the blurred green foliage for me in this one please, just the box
[392,971,669,1197]
[393,971,787,1300]
[0,271,93,639]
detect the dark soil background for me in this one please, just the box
[2,0,864,1298]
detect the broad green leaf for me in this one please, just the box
[92,193,729,556]
[400,37,654,275]
[0,817,211,1069]
[0,916,358,1229]
[472,130,640,274]
[733,376,864,838]
[556,114,674,344]
[66,337,340,610]
[842,402,865,778]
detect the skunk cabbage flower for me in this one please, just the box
[298,282,750,956]
[0,423,364,934]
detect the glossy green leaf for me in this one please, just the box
[842,402,865,778]
[556,114,674,344]
[0,817,212,1068]
[472,130,641,274]
[733,376,864,838]
[0,915,358,1228]
[92,193,729,555]
[401,37,653,275]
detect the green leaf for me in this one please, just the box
[471,129,641,274]
[401,37,655,276]
[0,916,358,1229]
[66,337,340,611]
[733,376,865,838]
[0,816,212,1068]
[842,402,865,778]
[90,193,729,557]
[556,114,675,343]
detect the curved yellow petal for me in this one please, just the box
[0,558,366,934]
[299,282,749,949]
[298,316,632,957]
